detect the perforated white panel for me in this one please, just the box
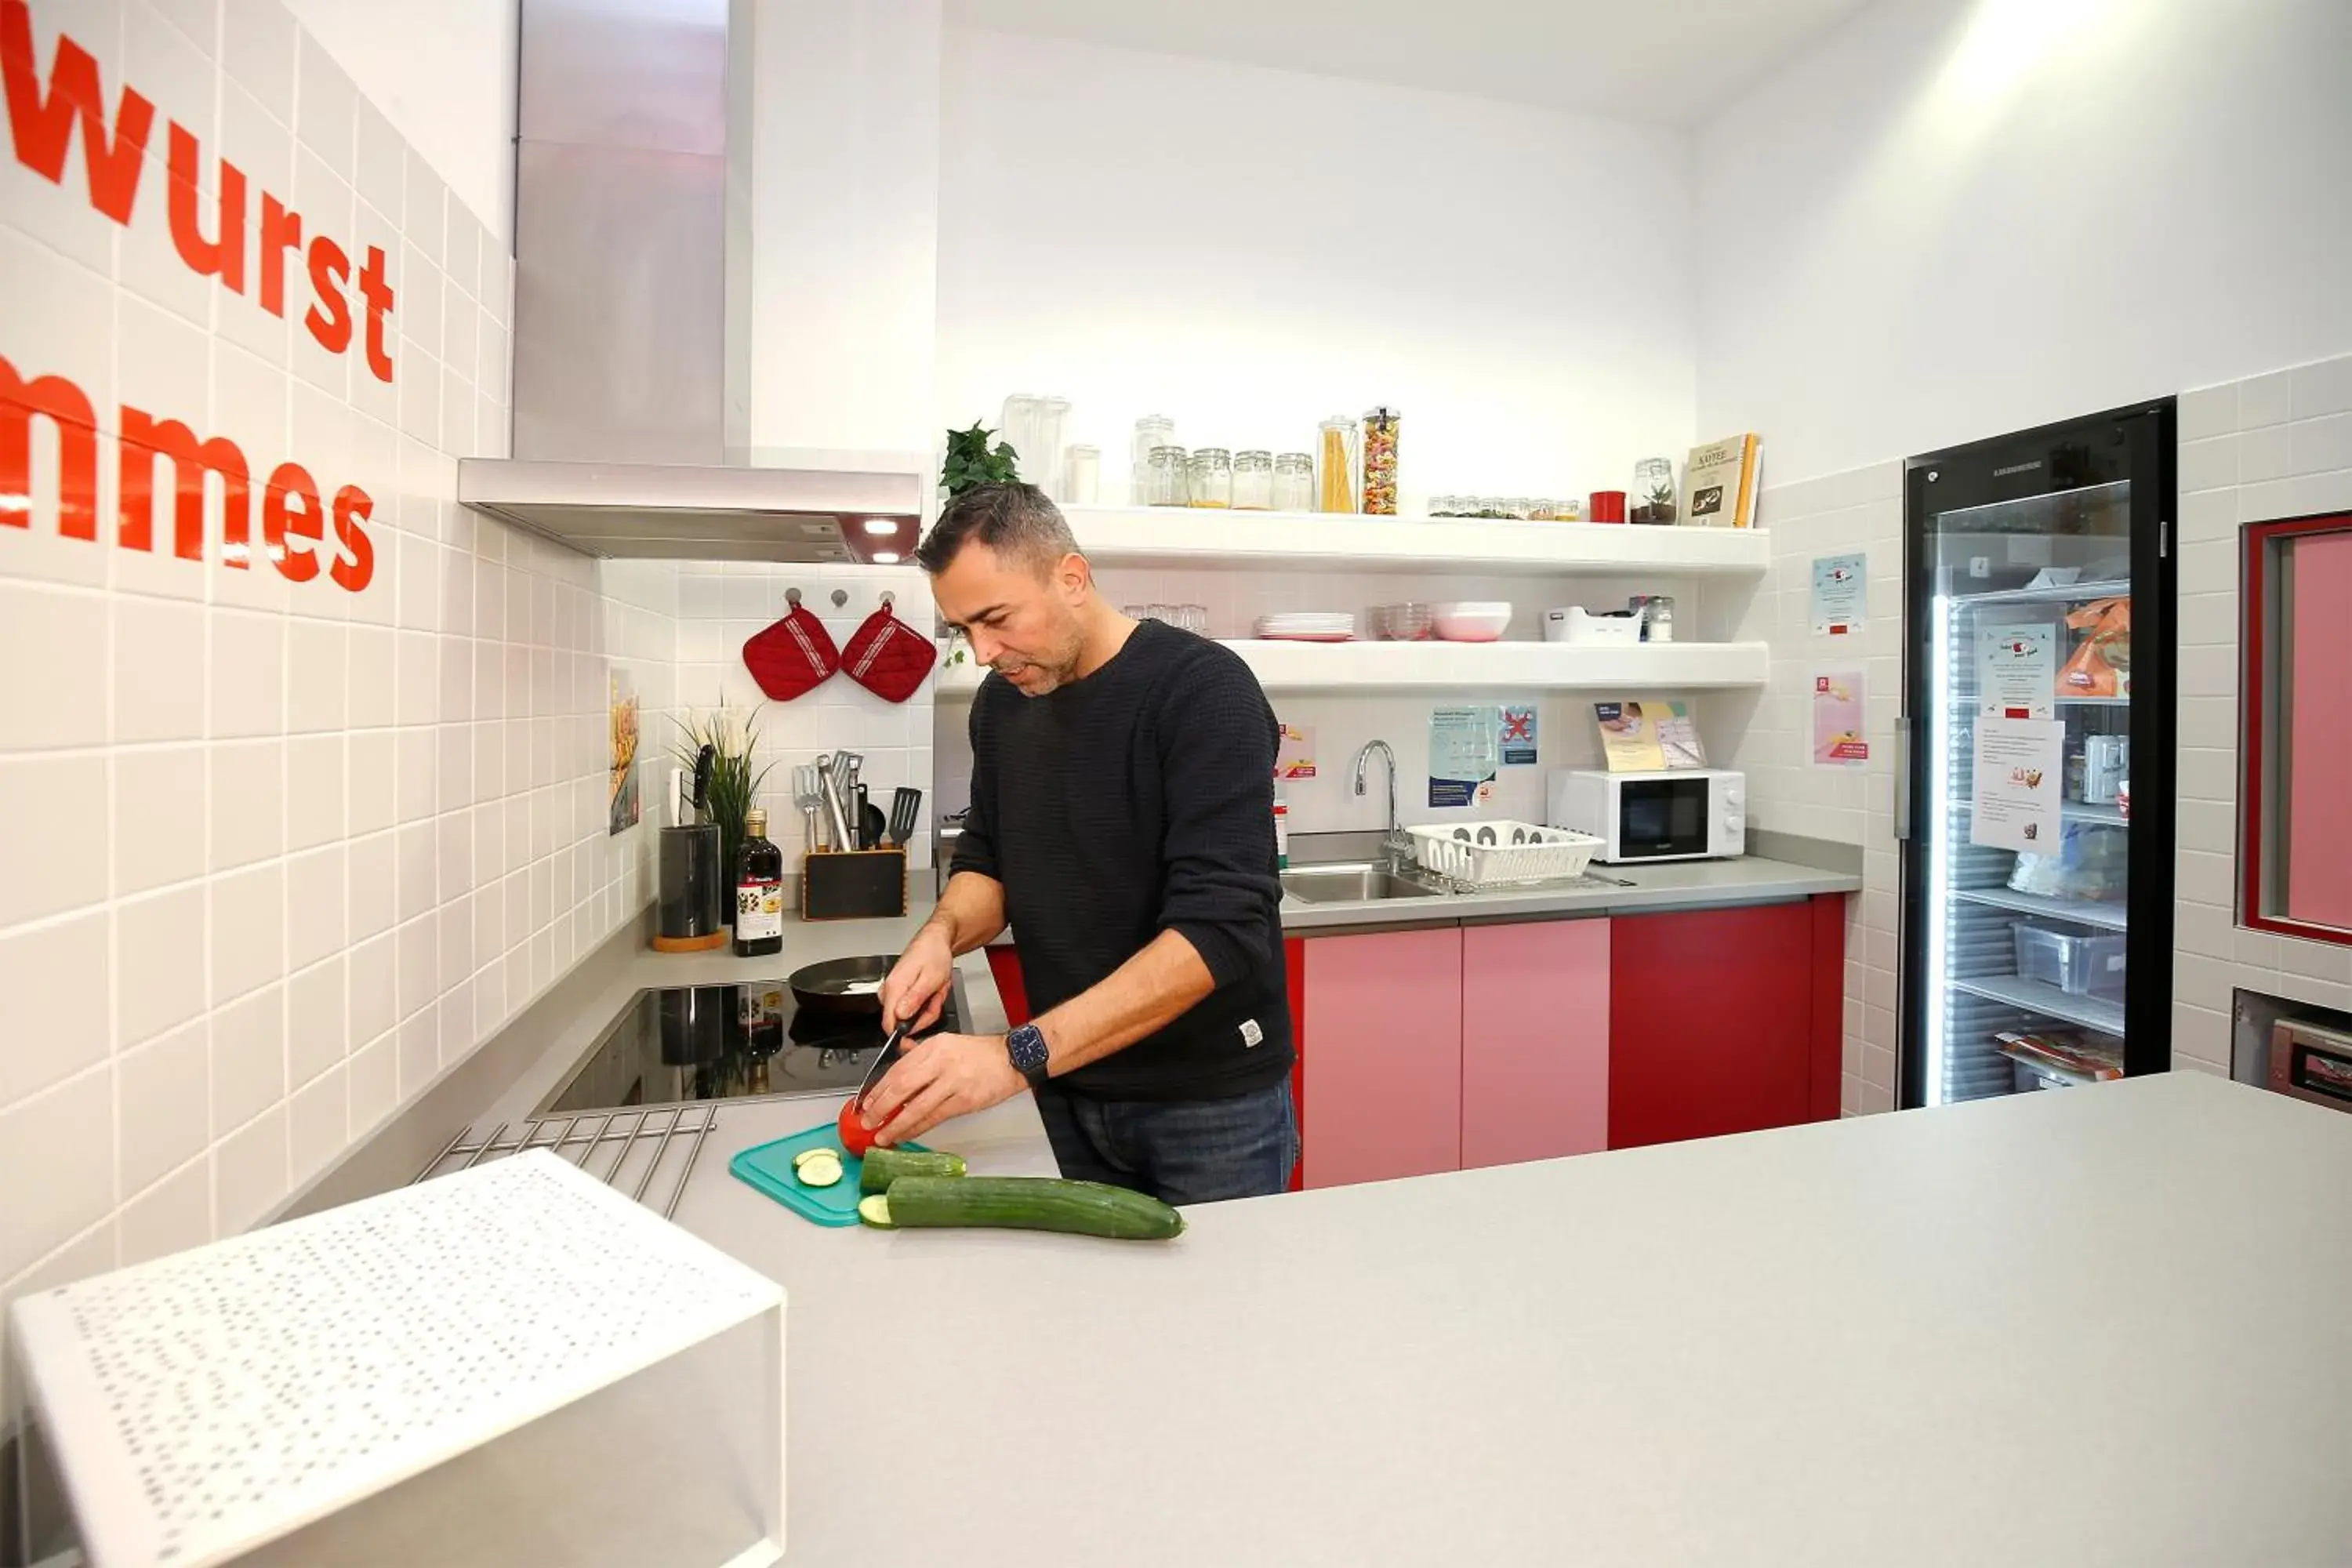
[9,1152,782,1568]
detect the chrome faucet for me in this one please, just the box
[1352,739,1403,860]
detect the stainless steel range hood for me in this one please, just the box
[456,453,927,562]
[459,0,929,564]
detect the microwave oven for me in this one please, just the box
[1547,768,1745,862]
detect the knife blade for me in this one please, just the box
[853,1019,913,1114]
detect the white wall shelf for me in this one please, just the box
[1061,505,1770,576]
[938,640,1768,696]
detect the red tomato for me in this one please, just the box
[839,1098,878,1157]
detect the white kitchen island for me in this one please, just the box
[668,1070,2350,1567]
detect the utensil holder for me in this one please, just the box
[800,848,907,921]
[655,824,728,952]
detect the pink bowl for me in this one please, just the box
[1432,602,1512,641]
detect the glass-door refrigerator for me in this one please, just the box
[1899,401,2176,1107]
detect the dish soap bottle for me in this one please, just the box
[733,808,785,956]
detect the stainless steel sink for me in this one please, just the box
[1279,862,1450,903]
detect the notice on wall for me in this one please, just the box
[1276,721,1317,780]
[1594,699,1708,771]
[1428,706,1499,808]
[1977,621,2058,718]
[1811,669,1869,766]
[1498,704,1540,767]
[1970,717,2065,852]
[1810,554,1867,636]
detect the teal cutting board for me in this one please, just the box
[728,1119,935,1228]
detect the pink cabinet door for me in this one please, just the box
[1461,917,1610,1169]
[1300,927,1463,1187]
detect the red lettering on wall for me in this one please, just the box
[263,461,323,581]
[0,0,153,225]
[358,245,396,383]
[165,122,245,295]
[259,194,302,318]
[304,236,353,354]
[119,407,252,564]
[330,485,375,593]
[1,353,100,541]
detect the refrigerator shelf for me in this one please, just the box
[1944,694,2132,706]
[1944,578,2132,607]
[1949,973,2127,1036]
[1927,479,2132,530]
[1955,886,2130,931]
[1947,797,2129,826]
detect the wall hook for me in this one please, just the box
[785,586,802,608]
[830,589,849,608]
[880,590,895,609]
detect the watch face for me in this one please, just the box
[1008,1024,1049,1076]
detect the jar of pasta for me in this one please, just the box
[1317,417,1358,514]
[1360,406,1400,515]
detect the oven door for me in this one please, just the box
[1613,775,1717,860]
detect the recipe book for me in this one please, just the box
[1682,434,1762,528]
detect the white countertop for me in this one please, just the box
[669,1072,2350,1566]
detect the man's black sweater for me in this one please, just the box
[951,619,1293,1100]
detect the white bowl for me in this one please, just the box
[1432,601,1512,641]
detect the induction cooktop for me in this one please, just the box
[536,977,966,1116]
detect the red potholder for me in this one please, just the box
[742,602,841,702]
[840,604,938,703]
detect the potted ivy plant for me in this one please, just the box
[940,423,1022,496]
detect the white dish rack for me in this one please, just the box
[1404,821,1603,888]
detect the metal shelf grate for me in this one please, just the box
[412,1104,719,1219]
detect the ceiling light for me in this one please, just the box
[862,518,898,536]
[871,550,902,564]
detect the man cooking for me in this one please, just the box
[863,483,1296,1203]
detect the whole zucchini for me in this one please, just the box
[858,1147,967,1194]
[882,1177,1184,1240]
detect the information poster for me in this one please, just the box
[1977,622,2057,718]
[1276,721,1317,780]
[1970,717,2065,851]
[1810,554,1867,636]
[1428,705,1499,808]
[1812,669,1868,765]
[1595,699,1707,771]
[608,670,641,835]
[1498,705,1539,767]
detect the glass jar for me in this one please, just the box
[1359,406,1400,515]
[1063,444,1100,505]
[1188,447,1233,508]
[1476,495,1508,518]
[1131,416,1175,503]
[1527,498,1559,521]
[1273,452,1315,512]
[1232,450,1275,510]
[1505,497,1533,520]
[1555,496,1584,521]
[1317,417,1359,514]
[1145,445,1189,506]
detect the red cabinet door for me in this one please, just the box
[1300,927,1463,1186]
[1607,902,1820,1149]
[1461,917,1610,1168]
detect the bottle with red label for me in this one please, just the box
[733,808,785,956]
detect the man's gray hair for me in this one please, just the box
[915,483,1079,576]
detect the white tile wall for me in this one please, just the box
[1709,463,1906,1116]
[0,0,671,1415]
[670,561,938,869]
[2169,350,2352,1069]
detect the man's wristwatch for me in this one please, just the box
[1005,1022,1051,1089]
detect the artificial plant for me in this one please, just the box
[940,422,1022,495]
[673,710,775,902]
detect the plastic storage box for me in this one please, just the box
[2012,921,2129,999]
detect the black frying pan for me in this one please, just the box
[787,954,895,1018]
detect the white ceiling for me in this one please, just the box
[944,0,1876,126]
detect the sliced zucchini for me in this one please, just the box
[883,1177,1184,1240]
[858,1148,968,1194]
[793,1146,833,1171]
[856,1194,895,1229]
[794,1152,844,1189]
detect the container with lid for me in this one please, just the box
[1131,416,1175,503]
[1317,417,1359,514]
[1188,448,1234,508]
[1360,406,1401,515]
[1632,456,1677,524]
[1144,445,1189,506]
[1232,450,1274,510]
[1063,445,1100,505]
[1273,452,1315,512]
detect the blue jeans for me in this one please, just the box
[1033,1080,1297,1205]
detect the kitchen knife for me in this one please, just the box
[853,1019,913,1113]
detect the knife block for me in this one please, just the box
[800,848,906,921]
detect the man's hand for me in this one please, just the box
[879,925,955,1033]
[862,1032,1023,1147]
